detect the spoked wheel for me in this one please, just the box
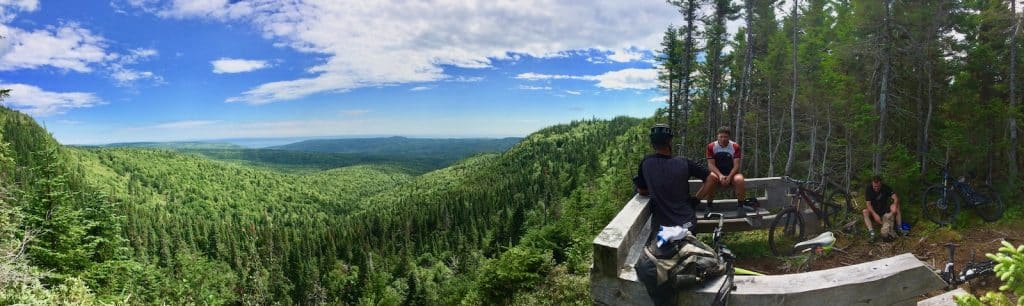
[824,188,855,232]
[922,186,959,226]
[972,184,1005,222]
[768,207,805,256]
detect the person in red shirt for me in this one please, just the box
[705,126,745,204]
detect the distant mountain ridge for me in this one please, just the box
[269,136,523,156]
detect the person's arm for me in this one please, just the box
[636,160,649,196]
[891,193,899,207]
[729,143,742,176]
[865,187,881,221]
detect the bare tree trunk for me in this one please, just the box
[874,0,893,175]
[768,75,777,176]
[1010,0,1020,184]
[753,103,760,177]
[737,0,754,149]
[807,119,818,180]
[821,104,832,183]
[845,129,853,192]
[677,0,698,157]
[785,0,799,176]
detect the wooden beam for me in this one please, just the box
[678,253,947,305]
[917,288,968,306]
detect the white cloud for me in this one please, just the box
[0,83,103,116]
[0,23,111,72]
[410,86,431,91]
[565,90,581,95]
[607,48,645,63]
[590,68,658,90]
[122,0,680,104]
[649,95,668,103]
[0,0,37,22]
[519,85,552,91]
[448,75,485,82]
[211,58,270,74]
[149,120,218,129]
[516,68,659,90]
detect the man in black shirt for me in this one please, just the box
[862,175,904,242]
[634,123,718,306]
[635,124,718,234]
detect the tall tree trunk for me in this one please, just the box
[785,0,799,176]
[677,0,698,157]
[821,104,832,183]
[874,0,893,175]
[737,0,754,147]
[807,118,818,180]
[1010,0,1020,185]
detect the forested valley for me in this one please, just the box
[1,0,1024,305]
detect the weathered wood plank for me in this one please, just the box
[593,194,651,277]
[592,253,945,306]
[679,253,947,305]
[917,289,969,306]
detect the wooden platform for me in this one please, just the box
[591,253,947,306]
[592,177,947,305]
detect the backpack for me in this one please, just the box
[642,233,726,289]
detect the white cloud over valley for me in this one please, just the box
[0,83,103,116]
[122,0,680,104]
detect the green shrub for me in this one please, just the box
[956,241,1024,306]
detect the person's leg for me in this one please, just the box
[733,173,746,200]
[862,208,874,231]
[891,203,904,236]
[696,173,720,200]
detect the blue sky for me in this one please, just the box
[0,0,695,145]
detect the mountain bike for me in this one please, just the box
[767,176,855,256]
[938,243,997,290]
[921,163,1005,226]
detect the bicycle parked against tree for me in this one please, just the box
[921,163,1005,226]
[767,176,855,256]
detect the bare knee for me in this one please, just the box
[862,209,871,216]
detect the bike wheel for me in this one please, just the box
[922,185,960,226]
[973,184,1005,222]
[768,207,804,256]
[824,188,854,231]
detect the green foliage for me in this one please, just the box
[475,246,555,303]
[955,241,1024,306]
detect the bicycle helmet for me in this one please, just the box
[650,123,673,145]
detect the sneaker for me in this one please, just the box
[897,229,909,237]
[868,231,877,243]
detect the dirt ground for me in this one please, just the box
[733,222,1024,300]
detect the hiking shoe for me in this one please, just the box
[868,231,878,243]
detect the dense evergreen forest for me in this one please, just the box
[1,0,1023,305]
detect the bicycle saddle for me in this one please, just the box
[793,231,835,252]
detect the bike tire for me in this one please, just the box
[824,187,854,231]
[768,207,804,256]
[972,184,1005,222]
[922,185,960,226]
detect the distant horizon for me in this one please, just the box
[71,133,529,148]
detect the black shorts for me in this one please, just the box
[872,202,892,215]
